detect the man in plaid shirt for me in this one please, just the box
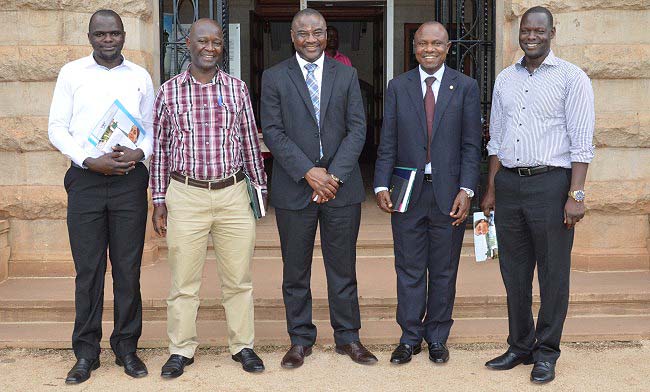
[150,19,267,378]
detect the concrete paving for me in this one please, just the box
[0,342,649,391]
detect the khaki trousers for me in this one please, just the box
[165,179,256,357]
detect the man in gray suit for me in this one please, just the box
[261,8,376,368]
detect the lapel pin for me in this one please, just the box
[449,85,454,90]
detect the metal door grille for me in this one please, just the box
[159,0,230,83]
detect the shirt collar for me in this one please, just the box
[419,63,445,84]
[516,49,558,69]
[296,51,325,72]
[83,53,130,70]
[179,65,228,86]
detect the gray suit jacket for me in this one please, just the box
[261,56,366,210]
[374,66,482,215]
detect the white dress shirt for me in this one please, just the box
[48,54,155,167]
[419,64,445,175]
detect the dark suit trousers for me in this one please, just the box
[392,182,465,345]
[65,163,148,359]
[494,168,573,363]
[275,202,362,347]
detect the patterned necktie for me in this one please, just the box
[304,63,323,158]
[424,76,436,162]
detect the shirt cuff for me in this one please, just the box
[374,186,389,194]
[71,152,91,169]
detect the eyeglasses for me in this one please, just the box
[294,30,326,40]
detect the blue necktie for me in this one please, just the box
[304,63,323,158]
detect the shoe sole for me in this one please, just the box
[280,347,312,369]
[334,347,379,365]
[160,357,194,379]
[64,360,100,385]
[531,376,555,384]
[485,357,534,371]
[429,356,449,364]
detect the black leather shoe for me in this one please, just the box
[428,342,449,363]
[115,353,148,378]
[65,358,100,385]
[390,343,422,364]
[485,350,534,370]
[531,361,555,384]
[160,354,194,379]
[232,348,265,373]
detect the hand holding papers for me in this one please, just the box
[88,99,147,153]
[473,211,498,262]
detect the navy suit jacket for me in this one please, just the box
[374,66,482,215]
[261,56,366,210]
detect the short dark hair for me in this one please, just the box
[89,9,124,32]
[522,6,554,28]
[291,8,325,30]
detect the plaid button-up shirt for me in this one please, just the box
[150,67,267,205]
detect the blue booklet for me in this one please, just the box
[390,166,417,212]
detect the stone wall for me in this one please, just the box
[0,1,158,276]
[501,0,650,270]
[0,220,9,282]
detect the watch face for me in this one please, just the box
[574,190,585,201]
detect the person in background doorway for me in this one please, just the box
[325,25,352,66]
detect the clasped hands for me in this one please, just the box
[83,145,143,176]
[305,167,339,204]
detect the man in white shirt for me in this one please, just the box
[374,21,482,365]
[48,9,154,384]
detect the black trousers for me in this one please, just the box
[65,163,148,359]
[391,182,465,345]
[494,167,573,363]
[275,202,362,347]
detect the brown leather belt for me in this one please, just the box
[171,170,244,190]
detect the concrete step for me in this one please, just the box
[1,316,649,349]
[1,258,648,323]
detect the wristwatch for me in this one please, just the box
[461,187,474,198]
[568,190,586,202]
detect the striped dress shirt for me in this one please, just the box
[150,67,267,205]
[487,51,595,168]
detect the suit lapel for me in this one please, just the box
[319,57,336,127]
[406,68,427,143]
[431,68,458,141]
[287,57,317,124]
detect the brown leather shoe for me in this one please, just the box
[281,344,312,369]
[335,341,378,365]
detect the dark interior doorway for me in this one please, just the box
[249,3,384,191]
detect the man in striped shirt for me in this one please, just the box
[150,19,267,378]
[481,6,595,384]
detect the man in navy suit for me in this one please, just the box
[374,21,482,364]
